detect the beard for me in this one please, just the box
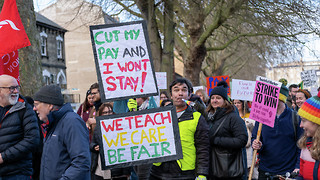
[8,93,18,105]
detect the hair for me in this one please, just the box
[160,99,172,107]
[160,91,169,99]
[81,90,92,112]
[169,78,193,95]
[233,99,250,116]
[195,89,209,103]
[206,98,234,114]
[90,83,99,91]
[289,84,299,91]
[98,102,114,115]
[297,89,312,99]
[298,125,320,160]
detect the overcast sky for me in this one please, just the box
[33,0,55,12]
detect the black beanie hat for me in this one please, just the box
[33,85,64,106]
[209,81,229,100]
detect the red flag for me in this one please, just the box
[0,0,31,56]
[0,51,20,84]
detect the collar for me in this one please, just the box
[94,99,102,111]
[176,106,187,113]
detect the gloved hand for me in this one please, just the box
[127,98,137,111]
[195,175,207,180]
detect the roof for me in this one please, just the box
[35,12,67,32]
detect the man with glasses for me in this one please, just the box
[87,83,102,138]
[0,75,40,180]
[286,84,299,109]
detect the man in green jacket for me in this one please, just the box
[150,78,209,180]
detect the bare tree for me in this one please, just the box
[76,0,320,86]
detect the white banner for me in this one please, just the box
[301,70,317,87]
[90,21,158,101]
[231,79,255,101]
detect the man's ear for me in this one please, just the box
[187,93,192,100]
[49,104,54,111]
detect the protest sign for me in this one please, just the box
[193,86,205,94]
[155,72,167,90]
[96,106,182,169]
[231,79,255,101]
[249,76,282,127]
[301,70,317,87]
[206,75,230,96]
[90,21,158,101]
[311,87,319,96]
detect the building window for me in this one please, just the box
[40,31,48,56]
[43,75,50,85]
[57,40,62,58]
[56,35,63,59]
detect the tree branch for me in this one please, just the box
[207,31,315,51]
[113,0,143,18]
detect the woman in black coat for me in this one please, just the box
[90,103,131,180]
[206,81,248,180]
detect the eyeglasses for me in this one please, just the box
[102,111,113,115]
[0,85,20,92]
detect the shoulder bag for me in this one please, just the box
[211,116,244,178]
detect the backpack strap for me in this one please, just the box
[292,110,299,142]
[212,116,228,137]
[313,160,319,180]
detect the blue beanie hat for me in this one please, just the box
[209,81,228,100]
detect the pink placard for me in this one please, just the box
[249,77,281,127]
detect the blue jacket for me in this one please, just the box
[0,96,40,176]
[252,105,303,175]
[40,103,90,180]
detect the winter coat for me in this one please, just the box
[77,103,93,122]
[0,96,40,176]
[296,138,320,180]
[40,103,90,180]
[151,105,210,179]
[207,107,248,178]
[251,105,303,175]
[90,123,131,178]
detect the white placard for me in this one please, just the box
[231,79,255,101]
[97,107,182,169]
[156,72,167,90]
[90,21,158,101]
[301,70,317,87]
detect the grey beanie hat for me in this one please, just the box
[33,85,64,106]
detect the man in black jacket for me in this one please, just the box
[0,75,40,179]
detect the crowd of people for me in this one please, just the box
[0,74,320,180]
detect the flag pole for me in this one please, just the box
[248,122,262,180]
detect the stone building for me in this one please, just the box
[35,12,68,90]
[266,61,320,94]
[39,0,117,103]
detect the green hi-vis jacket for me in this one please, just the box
[152,106,209,179]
